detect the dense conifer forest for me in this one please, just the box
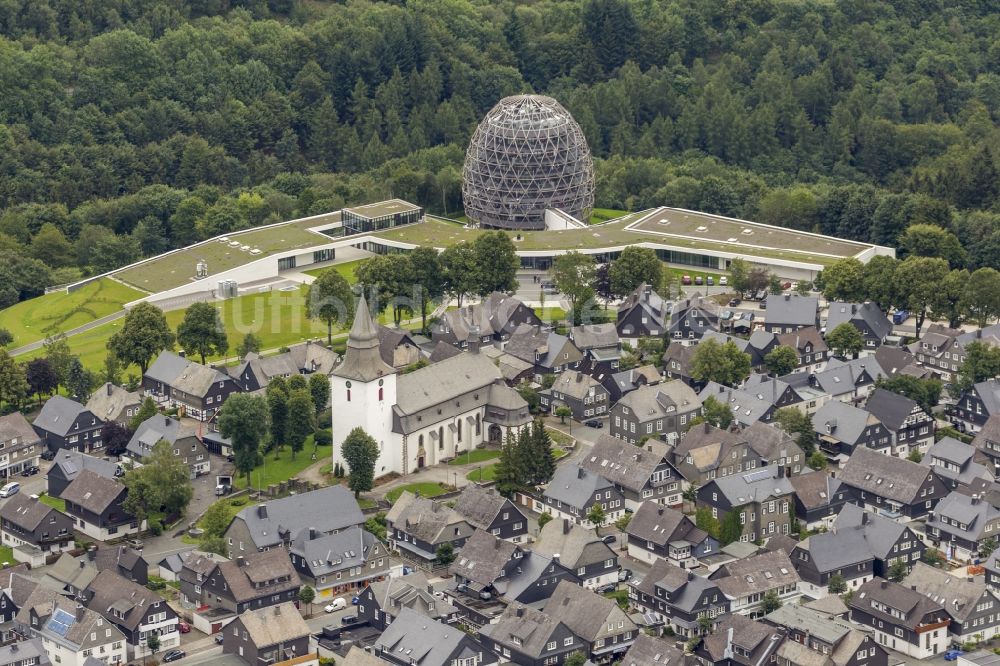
[0,0,998,303]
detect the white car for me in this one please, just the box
[0,482,20,498]
[324,598,347,613]
[719,276,729,286]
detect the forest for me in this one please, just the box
[0,0,999,306]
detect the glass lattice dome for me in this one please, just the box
[462,95,595,231]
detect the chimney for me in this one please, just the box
[467,326,481,354]
[237,556,246,567]
[516,607,524,618]
[880,580,887,589]
[79,560,86,570]
[911,585,917,591]
[257,504,268,519]
[165,416,171,427]
[687,571,694,581]
[178,350,186,359]
[777,465,785,478]
[75,604,85,622]
[562,519,570,535]
[87,545,97,561]
[703,422,710,434]
[427,585,434,594]
[861,512,870,526]
[657,506,664,516]
[106,383,113,397]
[552,553,560,563]
[577,467,586,480]
[972,494,981,505]
[784,294,790,301]
[851,304,857,315]
[309,527,317,540]
[9,644,16,653]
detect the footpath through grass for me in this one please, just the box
[0,278,145,348]
[386,482,452,504]
[235,436,329,490]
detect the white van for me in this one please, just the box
[0,482,20,498]
[324,598,347,613]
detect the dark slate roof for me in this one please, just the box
[708,468,794,506]
[235,602,311,649]
[627,502,707,549]
[714,550,800,599]
[767,294,818,327]
[865,388,921,431]
[702,614,779,663]
[533,519,615,571]
[903,562,989,623]
[85,570,165,631]
[582,434,670,493]
[850,579,946,630]
[61,470,126,514]
[825,302,892,340]
[452,485,511,532]
[289,526,378,577]
[448,530,517,587]
[143,351,190,385]
[788,471,842,511]
[621,633,690,666]
[543,464,614,509]
[925,491,1000,541]
[233,485,364,547]
[480,603,573,660]
[218,550,300,603]
[49,451,119,492]
[542,580,635,643]
[0,495,61,532]
[33,396,93,437]
[839,447,933,504]
[374,607,479,665]
[630,558,720,615]
[812,400,878,445]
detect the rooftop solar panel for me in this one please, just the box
[46,608,76,637]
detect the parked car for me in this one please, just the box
[0,482,20,498]
[40,450,55,461]
[352,596,360,605]
[694,276,703,285]
[719,276,728,286]
[596,583,617,594]
[584,419,603,428]
[944,650,963,661]
[125,538,143,551]
[681,275,692,285]
[602,534,616,544]
[728,298,741,306]
[341,615,360,626]
[721,309,733,321]
[162,650,185,663]
[706,276,714,286]
[782,282,791,290]
[759,297,767,310]
[177,622,190,634]
[214,634,224,645]
[325,598,347,613]
[617,569,633,582]
[892,310,909,325]
[214,483,231,496]
[20,466,39,477]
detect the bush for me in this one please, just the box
[146,577,167,591]
[148,520,163,536]
[313,428,333,447]
[230,497,247,507]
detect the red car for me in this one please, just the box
[681,275,692,285]
[177,622,191,634]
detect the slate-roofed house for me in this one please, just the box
[536,464,624,528]
[776,326,829,373]
[668,295,720,342]
[926,437,994,490]
[223,485,364,558]
[479,603,584,666]
[142,350,241,421]
[0,494,74,566]
[825,302,893,351]
[84,570,179,659]
[835,504,925,576]
[375,325,423,370]
[908,323,1000,384]
[788,471,847,531]
[617,283,668,342]
[610,382,702,446]
[695,613,784,666]
[763,604,889,666]
[45,451,120,499]
[0,639,52,666]
[42,553,98,598]
[88,545,148,585]
[124,415,210,479]
[952,378,1000,434]
[973,415,1000,475]
[452,484,527,544]
[569,323,621,369]
[810,358,887,404]
[625,502,716,568]
[84,384,141,427]
[924,491,1000,561]
[813,400,893,458]
[672,424,765,487]
[791,522,877,597]
[432,292,542,349]
[864,388,934,456]
[765,294,819,333]
[533,518,618,590]
[373,607,497,666]
[699,383,777,427]
[702,331,778,373]
[711,549,802,616]
[14,585,128,666]
[448,530,577,609]
[505,325,583,382]
[355,571,459,631]
[837,446,947,521]
[985,550,1000,593]
[539,370,610,421]
[0,412,41,479]
[662,342,699,387]
[32,396,103,454]
[580,434,683,509]
[848,578,950,659]
[222,602,316,666]
[628,558,728,639]
[543,580,637,662]
[601,364,661,403]
[697,468,796,544]
[229,341,340,392]
[620,634,690,666]
[61,470,142,541]
[741,374,810,415]
[385,491,475,564]
[180,549,300,615]
[288,526,388,598]
[903,562,1000,644]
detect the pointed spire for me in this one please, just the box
[332,294,396,382]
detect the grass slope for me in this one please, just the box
[0,278,144,348]
[234,436,329,490]
[302,259,364,283]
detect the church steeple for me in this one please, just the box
[332,294,396,382]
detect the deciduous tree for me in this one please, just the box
[306,270,355,345]
[608,247,662,298]
[218,393,269,487]
[825,322,864,358]
[286,389,316,459]
[472,231,519,296]
[764,345,798,376]
[177,302,228,365]
[108,302,175,375]
[341,427,379,497]
[690,339,751,387]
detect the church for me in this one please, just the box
[330,295,533,477]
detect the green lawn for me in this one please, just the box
[589,208,629,224]
[182,496,253,545]
[0,546,12,565]
[546,427,574,448]
[302,259,364,283]
[447,449,500,465]
[235,437,330,490]
[465,464,497,483]
[115,214,340,293]
[0,278,145,348]
[38,494,66,512]
[386,482,452,504]
[534,307,568,323]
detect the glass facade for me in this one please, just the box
[343,207,423,236]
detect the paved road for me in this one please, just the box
[8,310,127,357]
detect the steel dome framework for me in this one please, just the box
[462,95,595,231]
